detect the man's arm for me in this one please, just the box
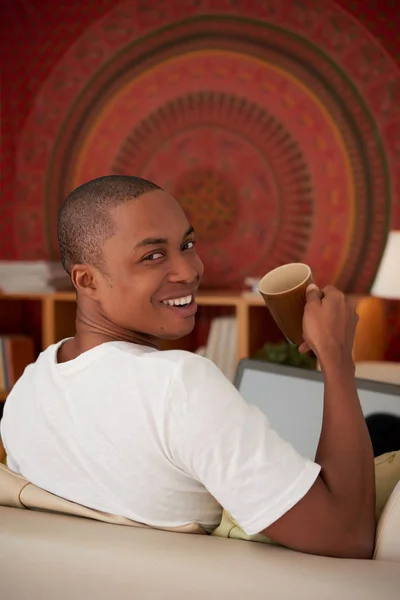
[262,286,375,558]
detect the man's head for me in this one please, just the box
[58,175,204,341]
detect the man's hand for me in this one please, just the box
[298,284,358,371]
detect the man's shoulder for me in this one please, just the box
[160,351,237,406]
[25,343,221,388]
[159,349,220,376]
[98,344,217,382]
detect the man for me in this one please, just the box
[0,175,375,558]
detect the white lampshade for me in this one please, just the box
[371,231,400,299]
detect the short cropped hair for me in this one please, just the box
[58,175,162,274]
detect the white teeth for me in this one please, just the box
[162,295,192,307]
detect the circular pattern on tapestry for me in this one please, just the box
[15,1,398,292]
[113,91,314,285]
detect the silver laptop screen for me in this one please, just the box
[236,362,400,461]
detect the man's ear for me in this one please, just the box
[70,265,99,297]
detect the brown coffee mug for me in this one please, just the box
[259,263,313,346]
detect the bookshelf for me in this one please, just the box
[0,290,372,405]
[0,290,284,402]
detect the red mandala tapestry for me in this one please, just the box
[5,0,400,291]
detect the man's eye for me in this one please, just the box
[183,240,196,250]
[144,252,164,261]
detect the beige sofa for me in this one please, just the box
[355,361,400,386]
[0,464,399,599]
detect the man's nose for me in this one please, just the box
[168,253,199,283]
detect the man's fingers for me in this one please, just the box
[321,285,341,298]
[305,283,322,303]
[298,341,310,354]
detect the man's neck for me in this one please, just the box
[57,304,158,363]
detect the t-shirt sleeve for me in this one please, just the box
[166,354,321,536]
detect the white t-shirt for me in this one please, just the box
[1,341,320,535]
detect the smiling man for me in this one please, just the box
[0,175,376,558]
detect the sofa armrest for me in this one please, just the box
[374,481,400,561]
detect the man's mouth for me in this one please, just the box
[161,294,193,308]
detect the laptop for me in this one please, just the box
[234,359,400,460]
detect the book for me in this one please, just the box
[0,335,35,391]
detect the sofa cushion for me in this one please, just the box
[375,451,400,520]
[355,362,400,386]
[374,480,400,561]
[1,507,399,600]
[0,463,204,534]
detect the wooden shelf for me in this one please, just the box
[240,291,267,306]
[7,290,261,306]
[0,290,372,374]
[0,290,265,305]
[0,292,50,300]
[0,289,283,366]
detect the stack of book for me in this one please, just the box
[195,316,237,382]
[0,261,72,293]
[0,335,36,393]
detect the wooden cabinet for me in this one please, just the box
[0,290,374,406]
[0,290,284,402]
